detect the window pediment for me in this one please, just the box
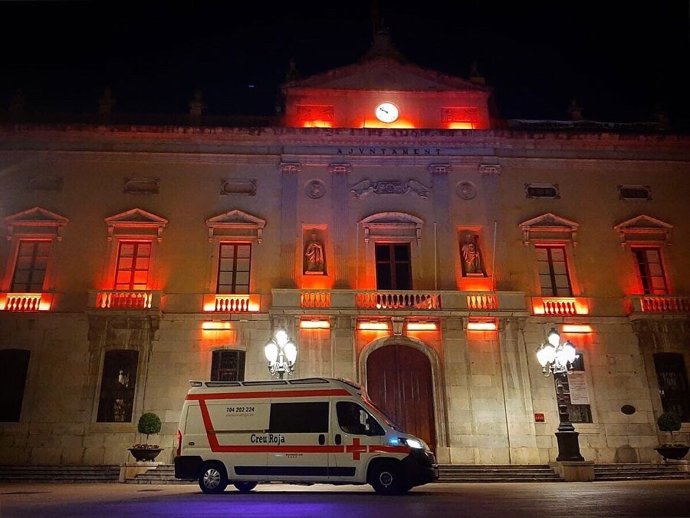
[206,209,266,243]
[4,206,69,241]
[519,212,579,246]
[104,208,168,242]
[359,211,423,243]
[613,214,672,246]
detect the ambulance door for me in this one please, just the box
[266,400,331,481]
[202,399,269,479]
[330,400,387,483]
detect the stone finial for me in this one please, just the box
[99,87,115,122]
[189,88,206,125]
[568,98,583,121]
[8,89,26,121]
[470,61,486,86]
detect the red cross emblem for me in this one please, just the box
[345,438,368,460]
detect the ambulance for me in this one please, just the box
[174,377,438,494]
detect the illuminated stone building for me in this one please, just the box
[1,32,689,468]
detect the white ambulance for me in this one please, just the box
[174,377,438,494]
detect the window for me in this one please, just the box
[11,240,50,292]
[115,241,151,291]
[211,350,246,381]
[336,401,384,436]
[269,402,329,433]
[375,243,412,290]
[217,243,251,294]
[562,355,593,423]
[633,247,668,295]
[525,183,560,199]
[654,353,690,421]
[536,246,572,296]
[0,349,30,422]
[97,350,138,422]
[619,185,651,201]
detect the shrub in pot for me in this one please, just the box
[129,412,163,461]
[655,411,689,461]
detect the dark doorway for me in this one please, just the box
[366,344,436,452]
[654,353,690,421]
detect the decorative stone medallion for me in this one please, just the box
[305,179,326,199]
[456,181,477,200]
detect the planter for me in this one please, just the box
[128,447,163,462]
[654,445,690,461]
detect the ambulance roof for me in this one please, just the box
[186,377,362,396]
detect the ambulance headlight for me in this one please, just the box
[405,438,424,449]
[389,437,424,449]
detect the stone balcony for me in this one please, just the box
[88,290,162,310]
[272,289,528,317]
[202,293,262,313]
[0,292,53,312]
[628,295,690,316]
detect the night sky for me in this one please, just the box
[1,1,689,127]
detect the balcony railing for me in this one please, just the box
[530,297,588,316]
[1,292,52,312]
[271,289,528,314]
[90,290,161,310]
[630,295,690,314]
[355,291,442,310]
[203,294,261,312]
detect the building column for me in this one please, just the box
[498,316,540,464]
[429,164,454,290]
[329,163,352,288]
[279,162,300,287]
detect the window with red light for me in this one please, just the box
[536,246,572,296]
[115,241,151,291]
[633,247,668,295]
[11,239,50,292]
[217,243,251,294]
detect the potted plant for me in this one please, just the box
[654,411,689,461]
[128,412,163,462]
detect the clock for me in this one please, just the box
[375,102,399,123]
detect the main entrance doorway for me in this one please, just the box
[366,344,436,452]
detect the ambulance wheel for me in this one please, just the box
[370,462,407,495]
[234,481,258,493]
[198,462,228,494]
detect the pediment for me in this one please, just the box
[359,211,423,243]
[613,214,672,245]
[206,210,266,243]
[4,206,69,241]
[104,208,168,241]
[286,57,487,93]
[519,213,579,246]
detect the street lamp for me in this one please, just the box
[264,328,297,380]
[536,327,585,462]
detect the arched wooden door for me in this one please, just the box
[366,344,436,452]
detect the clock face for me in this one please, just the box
[375,102,399,123]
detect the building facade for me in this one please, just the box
[1,37,689,468]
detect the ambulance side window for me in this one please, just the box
[336,401,384,436]
[269,402,329,433]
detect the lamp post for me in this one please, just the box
[536,327,585,462]
[264,328,297,380]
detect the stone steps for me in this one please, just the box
[437,464,562,482]
[0,465,120,483]
[593,463,690,481]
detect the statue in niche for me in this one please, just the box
[304,232,326,275]
[461,234,486,277]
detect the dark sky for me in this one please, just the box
[1,1,689,126]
